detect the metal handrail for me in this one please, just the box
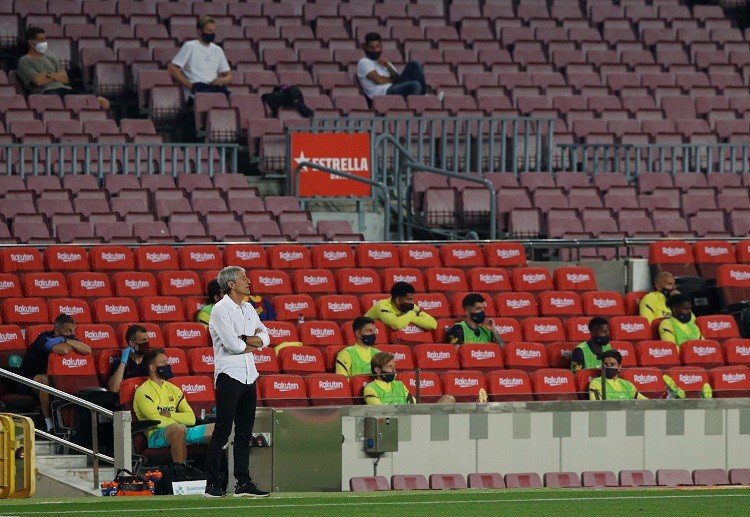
[292,161,391,241]
[0,367,128,490]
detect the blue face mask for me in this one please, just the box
[380,372,396,383]
[201,32,216,44]
[156,364,174,381]
[365,51,381,61]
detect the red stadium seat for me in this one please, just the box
[355,243,400,268]
[157,270,203,296]
[439,243,485,267]
[0,247,44,273]
[693,241,736,280]
[139,296,184,322]
[89,246,135,272]
[429,473,468,490]
[636,340,680,368]
[716,264,750,307]
[413,343,460,371]
[336,268,381,293]
[273,294,316,321]
[544,472,582,488]
[553,266,597,291]
[178,245,223,270]
[258,374,309,407]
[377,344,415,370]
[467,473,505,489]
[96,349,120,385]
[493,317,523,342]
[529,368,577,401]
[522,317,566,342]
[620,367,665,398]
[424,267,468,292]
[187,347,215,375]
[223,244,268,269]
[441,370,487,402]
[116,323,165,350]
[26,325,52,348]
[609,316,652,341]
[315,295,361,321]
[495,292,538,318]
[381,267,425,292]
[112,271,158,297]
[483,242,527,268]
[311,244,356,269]
[249,269,292,295]
[277,345,325,374]
[648,241,698,277]
[414,293,452,319]
[67,272,113,298]
[457,343,504,371]
[399,244,441,268]
[547,341,577,369]
[305,373,353,406]
[133,245,179,270]
[505,472,543,488]
[298,320,344,346]
[582,291,626,316]
[574,369,597,398]
[624,291,649,316]
[724,338,750,366]
[503,341,548,371]
[163,322,209,349]
[48,298,92,323]
[341,320,388,346]
[48,352,100,392]
[391,474,429,490]
[538,291,583,318]
[292,268,337,294]
[0,274,22,298]
[348,375,371,404]
[251,347,280,374]
[619,470,656,487]
[24,272,69,297]
[119,377,147,407]
[92,297,138,323]
[680,339,724,367]
[565,317,592,342]
[709,365,750,398]
[349,476,390,492]
[468,267,512,292]
[163,348,189,376]
[581,471,619,487]
[665,366,710,398]
[0,324,25,370]
[511,267,553,293]
[389,323,434,344]
[399,371,443,403]
[485,369,534,401]
[267,244,312,269]
[696,315,740,340]
[612,341,637,367]
[2,297,49,325]
[43,245,90,271]
[171,375,215,414]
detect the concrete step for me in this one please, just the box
[65,467,116,485]
[36,453,88,469]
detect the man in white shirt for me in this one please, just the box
[167,16,232,102]
[357,32,439,103]
[204,266,270,499]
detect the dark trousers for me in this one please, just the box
[386,61,427,97]
[205,373,257,488]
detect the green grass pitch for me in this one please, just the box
[3,488,750,516]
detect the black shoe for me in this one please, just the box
[204,484,226,498]
[234,480,269,498]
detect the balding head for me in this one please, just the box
[654,271,676,293]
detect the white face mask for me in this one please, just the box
[35,42,47,54]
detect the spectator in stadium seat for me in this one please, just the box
[197,280,275,326]
[244,293,276,322]
[364,352,455,405]
[589,350,647,400]
[639,272,681,323]
[447,293,503,346]
[364,281,437,331]
[335,316,381,377]
[16,27,110,110]
[167,16,231,102]
[570,317,612,372]
[18,314,92,432]
[658,294,703,348]
[357,32,441,102]
[133,348,214,463]
[107,324,149,393]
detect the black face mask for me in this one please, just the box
[676,312,692,324]
[365,51,381,60]
[156,365,174,381]
[201,32,216,44]
[380,372,395,383]
[399,303,414,313]
[605,367,619,379]
[661,288,673,297]
[360,334,377,347]
[593,335,610,347]
[470,311,486,324]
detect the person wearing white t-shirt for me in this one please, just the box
[357,32,441,103]
[167,16,231,101]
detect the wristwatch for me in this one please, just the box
[240,335,248,343]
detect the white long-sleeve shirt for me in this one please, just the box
[208,294,270,385]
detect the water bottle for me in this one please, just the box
[101,482,109,496]
[297,314,305,325]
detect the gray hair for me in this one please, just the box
[217,266,245,293]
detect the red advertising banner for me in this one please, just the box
[290,132,372,197]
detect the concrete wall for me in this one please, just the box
[340,399,750,490]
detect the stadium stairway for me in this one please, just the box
[34,440,110,497]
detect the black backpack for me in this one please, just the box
[154,462,207,495]
[261,84,314,118]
